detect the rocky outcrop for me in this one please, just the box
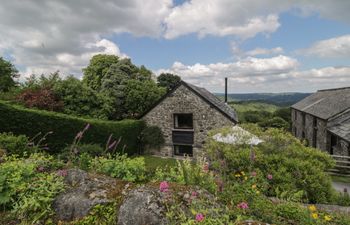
[117,186,168,225]
[53,169,130,222]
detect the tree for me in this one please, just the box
[124,79,166,118]
[53,76,110,119]
[82,54,119,90]
[0,57,19,92]
[157,73,181,91]
[16,87,63,111]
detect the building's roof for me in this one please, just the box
[140,81,238,122]
[328,114,350,142]
[291,87,350,120]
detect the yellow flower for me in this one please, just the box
[241,171,245,175]
[324,215,331,221]
[311,213,318,219]
[244,176,248,180]
[235,173,241,177]
[308,205,317,212]
[252,184,257,189]
[256,190,260,195]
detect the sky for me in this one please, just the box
[0,0,350,93]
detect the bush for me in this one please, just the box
[0,132,37,156]
[90,154,146,182]
[206,124,336,204]
[0,153,65,224]
[140,125,164,152]
[0,101,145,154]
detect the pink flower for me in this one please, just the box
[251,171,257,177]
[159,181,169,192]
[191,191,198,197]
[267,174,273,180]
[203,163,209,173]
[237,201,249,209]
[37,166,45,172]
[56,169,68,177]
[195,213,205,222]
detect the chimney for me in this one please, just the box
[225,77,228,103]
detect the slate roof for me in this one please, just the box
[328,112,350,142]
[140,81,238,122]
[291,87,350,120]
[184,82,238,122]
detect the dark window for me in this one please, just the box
[174,114,193,129]
[174,145,193,157]
[172,131,194,144]
[294,126,297,136]
[330,134,338,155]
[294,111,297,120]
[313,117,317,128]
[312,129,317,148]
[302,113,306,126]
[302,131,305,139]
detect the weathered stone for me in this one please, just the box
[142,84,236,159]
[53,169,129,222]
[117,186,168,225]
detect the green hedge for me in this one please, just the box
[0,101,145,154]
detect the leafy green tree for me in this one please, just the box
[258,116,289,130]
[0,57,19,92]
[124,79,166,118]
[82,54,119,90]
[53,76,110,119]
[157,73,181,91]
[274,107,291,124]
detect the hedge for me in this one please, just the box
[0,101,145,154]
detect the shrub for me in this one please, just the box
[16,87,63,111]
[206,124,336,204]
[140,125,164,152]
[0,101,145,154]
[0,132,37,156]
[0,153,65,224]
[90,154,146,182]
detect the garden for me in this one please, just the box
[0,122,350,225]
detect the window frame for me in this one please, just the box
[173,113,193,130]
[173,144,193,157]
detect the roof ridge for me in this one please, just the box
[317,86,350,92]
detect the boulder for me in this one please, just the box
[53,169,129,222]
[117,186,168,225]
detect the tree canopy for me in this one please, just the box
[0,57,19,92]
[157,73,181,91]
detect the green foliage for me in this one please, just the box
[0,132,37,156]
[0,101,145,154]
[0,154,65,224]
[124,79,166,118]
[73,203,117,225]
[258,116,289,129]
[90,154,146,182]
[140,126,165,152]
[153,157,217,193]
[53,76,110,119]
[157,73,181,91]
[206,125,336,204]
[82,54,120,90]
[0,57,19,92]
[275,203,313,225]
[274,107,291,123]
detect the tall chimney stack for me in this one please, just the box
[225,77,228,103]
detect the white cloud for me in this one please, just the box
[157,57,350,92]
[246,47,284,56]
[298,34,350,58]
[0,0,172,76]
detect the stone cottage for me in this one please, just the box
[141,80,238,158]
[291,87,350,156]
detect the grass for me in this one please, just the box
[141,155,178,173]
[229,101,279,113]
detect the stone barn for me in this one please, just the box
[291,87,350,156]
[141,80,238,158]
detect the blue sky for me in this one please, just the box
[0,0,349,93]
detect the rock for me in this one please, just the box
[53,169,129,222]
[117,186,168,225]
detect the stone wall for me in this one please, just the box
[291,108,328,152]
[142,84,236,158]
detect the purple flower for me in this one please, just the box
[159,181,169,192]
[267,174,273,180]
[108,140,117,150]
[237,201,249,209]
[83,123,90,132]
[37,166,45,172]
[57,169,68,177]
[251,171,257,177]
[195,213,205,222]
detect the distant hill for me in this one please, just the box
[216,92,311,106]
